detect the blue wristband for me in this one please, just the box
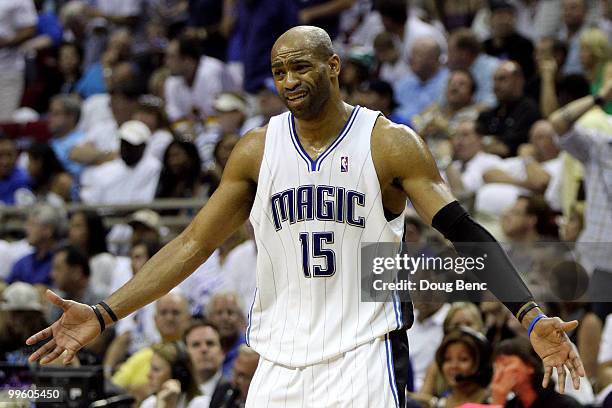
[528,314,547,338]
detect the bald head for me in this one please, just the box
[410,37,441,81]
[493,61,524,102]
[272,26,334,61]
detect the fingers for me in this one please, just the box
[566,361,581,390]
[40,344,66,365]
[570,348,586,377]
[561,320,579,332]
[45,289,68,309]
[26,326,53,346]
[63,349,77,365]
[542,365,552,389]
[557,365,566,394]
[28,338,56,363]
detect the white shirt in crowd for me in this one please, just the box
[94,0,142,17]
[407,303,451,391]
[221,239,257,316]
[78,93,114,135]
[80,156,161,204]
[447,151,503,194]
[0,240,32,280]
[164,56,237,122]
[145,129,173,162]
[88,252,118,299]
[0,0,37,72]
[199,370,223,398]
[115,302,160,356]
[599,314,612,365]
[140,394,211,408]
[178,250,228,317]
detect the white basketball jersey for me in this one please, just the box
[247,106,405,367]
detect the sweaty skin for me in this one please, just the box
[26,27,584,394]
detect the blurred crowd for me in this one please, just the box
[0,0,611,407]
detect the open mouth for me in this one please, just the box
[286,92,307,102]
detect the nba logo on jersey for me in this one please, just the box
[341,156,349,172]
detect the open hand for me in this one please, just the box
[26,290,101,365]
[529,317,585,393]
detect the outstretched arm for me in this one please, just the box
[373,118,585,391]
[27,129,265,364]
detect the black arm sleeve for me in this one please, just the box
[431,201,534,316]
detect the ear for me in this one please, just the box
[328,54,341,77]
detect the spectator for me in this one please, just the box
[413,70,484,141]
[477,61,541,157]
[529,37,569,116]
[484,0,535,80]
[133,95,174,162]
[375,0,447,62]
[0,282,48,364]
[0,0,37,121]
[221,222,257,316]
[49,245,102,322]
[373,31,410,85]
[56,42,83,95]
[407,302,451,391]
[480,300,518,348]
[67,210,116,298]
[128,210,162,249]
[205,292,246,377]
[445,120,503,199]
[559,0,591,75]
[228,345,259,407]
[558,202,584,242]
[500,195,558,243]
[297,0,356,40]
[80,120,161,204]
[237,0,299,94]
[26,143,73,205]
[249,78,286,128]
[395,36,449,124]
[140,341,211,408]
[549,78,612,277]
[579,28,612,112]
[104,240,163,373]
[156,140,203,201]
[0,134,31,205]
[354,80,407,125]
[184,321,233,405]
[6,204,65,286]
[432,328,492,406]
[183,0,228,62]
[476,120,563,214]
[59,0,109,69]
[447,28,500,107]
[491,337,583,407]
[112,290,192,403]
[201,133,240,196]
[164,36,236,123]
[88,0,143,29]
[48,94,86,179]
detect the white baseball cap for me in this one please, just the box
[119,120,151,146]
[128,209,161,231]
[213,93,248,115]
[0,282,44,312]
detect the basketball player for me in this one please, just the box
[28,27,588,407]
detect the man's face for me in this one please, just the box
[110,93,137,126]
[208,296,244,340]
[216,110,245,135]
[257,89,286,119]
[563,0,586,28]
[271,46,335,120]
[232,352,259,402]
[409,40,439,80]
[154,295,190,339]
[501,198,532,238]
[51,251,72,292]
[493,355,534,390]
[120,140,146,167]
[529,122,559,161]
[447,72,474,108]
[452,121,481,162]
[130,244,150,275]
[0,139,17,180]
[25,215,52,248]
[186,326,225,375]
[490,9,516,38]
[493,65,520,103]
[48,100,75,136]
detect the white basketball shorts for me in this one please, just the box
[245,331,409,407]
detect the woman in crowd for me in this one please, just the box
[57,42,83,95]
[579,28,612,114]
[156,140,203,201]
[26,143,73,204]
[68,210,116,298]
[431,327,492,407]
[491,337,583,407]
[140,342,210,408]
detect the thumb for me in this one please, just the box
[561,320,579,332]
[46,289,68,309]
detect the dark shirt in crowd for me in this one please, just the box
[297,0,342,39]
[484,33,535,80]
[504,387,583,407]
[476,97,541,156]
[187,0,227,61]
[6,251,55,286]
[238,0,299,93]
[0,167,31,205]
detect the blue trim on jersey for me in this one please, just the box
[385,334,400,408]
[392,290,402,330]
[245,288,258,346]
[288,106,361,172]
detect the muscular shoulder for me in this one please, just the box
[225,126,266,183]
[371,116,437,184]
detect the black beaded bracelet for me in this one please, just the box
[91,305,105,333]
[99,301,118,323]
[517,302,539,324]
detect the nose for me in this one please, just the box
[284,71,300,90]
